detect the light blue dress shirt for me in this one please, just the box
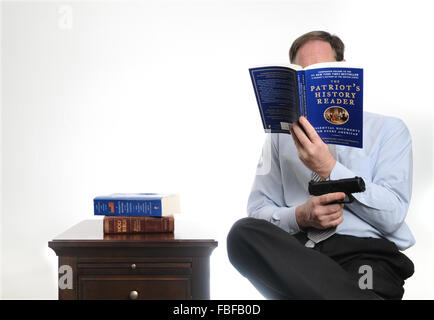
[247,111,415,250]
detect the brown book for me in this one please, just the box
[103,216,174,234]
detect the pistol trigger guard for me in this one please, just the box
[343,194,355,203]
[335,194,354,204]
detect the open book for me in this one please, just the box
[249,62,363,148]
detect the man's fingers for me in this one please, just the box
[299,116,320,142]
[322,203,344,215]
[319,211,343,223]
[318,192,346,205]
[291,121,312,147]
[312,202,343,217]
[326,215,344,228]
[316,212,344,229]
[290,127,303,151]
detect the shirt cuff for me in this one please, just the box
[271,206,301,234]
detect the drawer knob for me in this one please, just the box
[130,264,136,270]
[129,290,139,300]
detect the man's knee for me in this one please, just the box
[227,217,269,264]
[227,217,255,270]
[227,217,263,246]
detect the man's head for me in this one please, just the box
[289,31,345,68]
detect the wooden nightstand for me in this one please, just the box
[48,219,218,300]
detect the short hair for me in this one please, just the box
[289,31,345,63]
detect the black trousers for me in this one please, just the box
[227,217,414,300]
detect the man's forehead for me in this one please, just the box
[294,39,336,67]
[297,39,334,56]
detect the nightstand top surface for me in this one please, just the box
[50,218,218,246]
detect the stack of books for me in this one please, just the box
[93,193,180,234]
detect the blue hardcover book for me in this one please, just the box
[94,193,180,216]
[249,62,363,148]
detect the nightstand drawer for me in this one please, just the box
[78,260,192,276]
[79,276,191,300]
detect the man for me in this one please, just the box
[227,31,415,300]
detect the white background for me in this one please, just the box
[1,0,433,299]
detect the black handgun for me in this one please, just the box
[308,176,366,203]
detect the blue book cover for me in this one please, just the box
[94,193,180,216]
[249,62,363,148]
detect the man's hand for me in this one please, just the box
[290,116,336,179]
[296,192,345,229]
